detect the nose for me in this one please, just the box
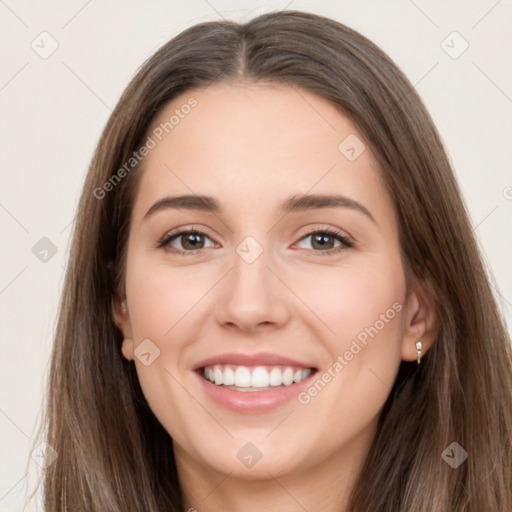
[214,246,291,333]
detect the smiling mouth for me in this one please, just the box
[198,364,317,392]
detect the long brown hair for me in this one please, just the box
[33,10,512,511]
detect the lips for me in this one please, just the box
[192,352,318,412]
[193,351,316,370]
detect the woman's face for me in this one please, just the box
[117,82,420,483]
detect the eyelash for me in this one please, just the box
[157,226,354,256]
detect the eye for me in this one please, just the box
[295,228,353,255]
[158,228,216,253]
[157,226,354,256]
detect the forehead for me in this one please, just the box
[131,82,393,224]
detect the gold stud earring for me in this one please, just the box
[415,340,422,365]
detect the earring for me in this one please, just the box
[121,301,127,312]
[415,340,422,365]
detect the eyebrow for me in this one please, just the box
[143,193,376,224]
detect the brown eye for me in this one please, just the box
[310,233,338,250]
[296,229,353,254]
[159,229,215,252]
[179,232,207,250]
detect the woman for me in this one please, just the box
[35,10,512,511]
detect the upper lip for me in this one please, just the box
[193,352,317,370]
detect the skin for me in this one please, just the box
[115,82,437,512]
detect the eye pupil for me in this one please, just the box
[182,233,204,250]
[312,233,334,250]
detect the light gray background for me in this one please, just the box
[1,1,511,510]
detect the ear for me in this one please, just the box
[112,296,135,361]
[401,275,438,362]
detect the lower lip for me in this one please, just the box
[194,370,316,413]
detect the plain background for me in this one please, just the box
[1,1,511,510]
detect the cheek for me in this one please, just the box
[291,250,405,347]
[297,251,406,424]
[123,255,208,440]
[125,255,215,344]
[293,248,406,410]
[334,265,404,343]
[123,253,223,424]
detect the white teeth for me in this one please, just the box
[234,366,251,387]
[282,367,294,386]
[202,364,313,388]
[269,367,283,386]
[214,365,223,385]
[251,367,269,388]
[223,366,235,385]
